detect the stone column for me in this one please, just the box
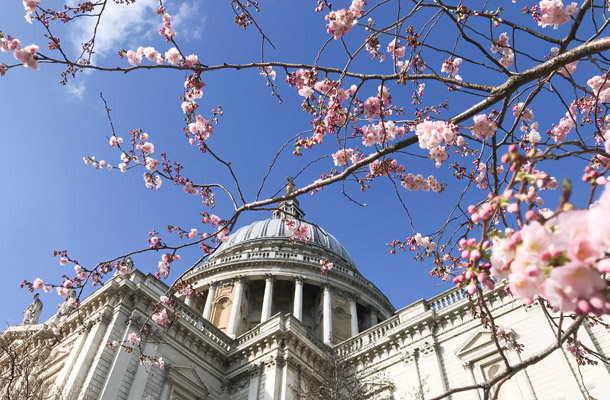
[506,349,536,400]
[349,296,359,337]
[261,274,275,322]
[370,307,378,327]
[202,282,217,320]
[293,277,303,321]
[463,361,482,400]
[184,294,195,308]
[323,284,333,345]
[227,277,245,338]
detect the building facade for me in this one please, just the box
[3,200,610,399]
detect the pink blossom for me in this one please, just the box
[23,0,40,13]
[139,142,154,155]
[387,39,405,59]
[363,97,381,121]
[145,157,159,172]
[59,257,69,266]
[188,115,213,139]
[286,220,309,240]
[326,9,357,40]
[109,136,123,147]
[183,181,198,195]
[538,0,578,29]
[32,278,44,289]
[332,148,354,166]
[349,0,366,17]
[127,332,141,346]
[141,46,163,64]
[298,86,313,98]
[13,44,39,70]
[414,120,457,149]
[512,103,534,121]
[400,173,442,192]
[471,114,497,139]
[491,33,514,68]
[164,48,182,66]
[429,146,448,167]
[543,262,605,312]
[441,57,462,78]
[187,228,198,239]
[157,260,170,279]
[151,308,169,325]
[184,54,199,68]
[126,50,142,66]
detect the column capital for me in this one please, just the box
[462,360,473,370]
[233,275,245,285]
[264,274,276,283]
[294,276,304,284]
[346,293,358,303]
[208,280,219,289]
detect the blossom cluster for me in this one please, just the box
[325,0,366,40]
[490,32,514,68]
[490,186,610,315]
[537,0,578,29]
[1,35,39,70]
[400,173,442,192]
[362,120,406,147]
[441,57,462,79]
[285,220,309,241]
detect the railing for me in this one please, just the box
[174,301,233,351]
[335,316,401,357]
[426,287,466,312]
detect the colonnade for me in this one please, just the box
[185,275,381,344]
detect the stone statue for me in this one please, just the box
[22,293,43,325]
[57,291,77,318]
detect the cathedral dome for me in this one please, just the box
[212,217,357,269]
[180,198,394,343]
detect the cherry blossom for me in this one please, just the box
[414,120,457,150]
[332,148,354,166]
[491,33,514,68]
[182,181,198,195]
[127,332,141,346]
[387,39,405,59]
[126,50,142,66]
[109,136,123,147]
[13,44,39,70]
[23,0,40,14]
[164,48,182,66]
[471,114,497,139]
[441,57,462,78]
[537,0,578,29]
[151,308,169,325]
[325,9,357,40]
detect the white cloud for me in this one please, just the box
[173,2,206,41]
[66,0,158,63]
[65,80,86,99]
[66,0,206,63]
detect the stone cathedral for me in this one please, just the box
[3,199,610,400]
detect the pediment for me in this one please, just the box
[167,365,209,396]
[455,329,494,360]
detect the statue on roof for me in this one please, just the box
[22,293,43,325]
[286,177,295,194]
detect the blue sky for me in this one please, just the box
[1,0,601,326]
